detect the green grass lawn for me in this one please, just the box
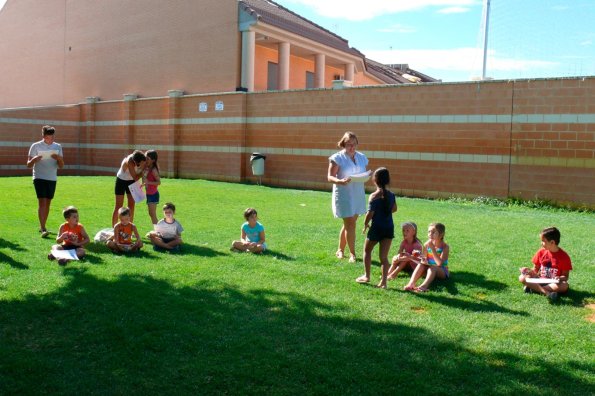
[1,176,594,395]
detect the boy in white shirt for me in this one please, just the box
[148,202,184,252]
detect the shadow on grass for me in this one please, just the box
[0,238,26,251]
[86,242,110,254]
[447,271,508,292]
[0,271,591,394]
[408,291,529,316]
[0,238,28,269]
[0,251,28,270]
[558,288,595,307]
[80,254,103,265]
[179,242,227,257]
[385,271,527,315]
[263,249,295,261]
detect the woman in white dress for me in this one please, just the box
[327,132,369,262]
[111,150,146,226]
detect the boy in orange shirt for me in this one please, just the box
[107,207,143,253]
[48,206,90,265]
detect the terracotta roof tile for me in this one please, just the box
[239,0,363,57]
[365,59,439,84]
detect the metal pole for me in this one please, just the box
[482,0,491,80]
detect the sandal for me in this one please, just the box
[335,249,345,259]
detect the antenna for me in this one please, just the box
[481,0,491,80]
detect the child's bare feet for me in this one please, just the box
[414,286,428,293]
[376,281,387,289]
[355,275,369,283]
[349,254,356,263]
[403,284,415,291]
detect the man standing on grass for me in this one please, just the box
[27,125,64,237]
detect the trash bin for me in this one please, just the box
[250,153,266,176]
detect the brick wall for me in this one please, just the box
[1,77,593,208]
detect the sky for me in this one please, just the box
[1,0,593,82]
[275,0,594,81]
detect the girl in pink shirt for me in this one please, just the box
[388,222,423,280]
[143,150,161,225]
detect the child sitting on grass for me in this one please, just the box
[403,222,450,293]
[231,208,266,253]
[107,207,143,253]
[147,202,183,252]
[519,226,572,303]
[48,206,90,266]
[387,221,423,280]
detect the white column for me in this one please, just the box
[315,53,326,88]
[345,63,354,82]
[278,42,290,90]
[241,30,256,92]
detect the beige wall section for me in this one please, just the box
[0,0,239,108]
[0,0,68,107]
[354,73,385,86]
[254,45,366,91]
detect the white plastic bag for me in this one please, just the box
[94,228,114,243]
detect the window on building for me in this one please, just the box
[267,62,279,91]
[306,71,315,89]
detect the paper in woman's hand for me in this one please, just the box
[128,180,146,202]
[349,170,372,183]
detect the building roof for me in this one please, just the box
[238,0,363,57]
[365,59,439,84]
[238,0,437,84]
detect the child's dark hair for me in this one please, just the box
[163,202,176,212]
[541,226,560,245]
[42,125,55,136]
[131,150,146,166]
[118,207,130,217]
[63,206,78,219]
[430,222,446,238]
[146,150,160,173]
[373,167,391,214]
[244,207,258,220]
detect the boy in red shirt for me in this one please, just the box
[519,226,572,302]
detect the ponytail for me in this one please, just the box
[373,167,391,216]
